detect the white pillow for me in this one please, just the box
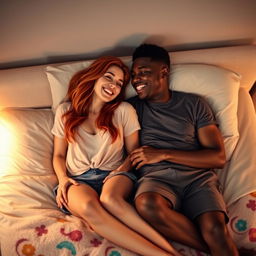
[0,108,55,177]
[46,60,94,112]
[46,57,133,112]
[46,61,241,160]
[170,64,241,160]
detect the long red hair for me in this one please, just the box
[62,56,130,143]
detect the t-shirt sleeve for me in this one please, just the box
[121,102,141,137]
[51,103,69,138]
[195,96,217,129]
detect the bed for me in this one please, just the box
[0,45,256,256]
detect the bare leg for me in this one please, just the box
[66,183,179,256]
[135,192,209,252]
[100,175,180,256]
[196,211,239,256]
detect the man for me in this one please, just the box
[128,44,239,256]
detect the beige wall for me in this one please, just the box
[1,0,256,69]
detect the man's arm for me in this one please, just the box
[130,124,226,169]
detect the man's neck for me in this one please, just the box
[148,89,172,103]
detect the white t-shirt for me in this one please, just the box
[52,102,140,175]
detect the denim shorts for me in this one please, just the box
[54,168,137,214]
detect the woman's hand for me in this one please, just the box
[56,176,79,208]
[116,155,132,172]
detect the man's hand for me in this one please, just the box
[130,146,164,169]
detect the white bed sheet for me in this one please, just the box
[0,45,256,256]
[0,90,255,256]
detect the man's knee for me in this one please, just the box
[135,192,170,219]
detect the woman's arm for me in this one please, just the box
[115,131,140,172]
[125,130,140,154]
[52,136,69,180]
[53,136,78,207]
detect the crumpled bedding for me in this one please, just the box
[0,174,255,256]
[1,88,256,255]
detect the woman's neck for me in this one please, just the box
[89,95,104,114]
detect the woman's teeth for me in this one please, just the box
[103,88,113,95]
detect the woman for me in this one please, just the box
[52,56,180,256]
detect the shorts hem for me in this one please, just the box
[135,186,177,208]
[191,209,229,223]
[107,171,137,183]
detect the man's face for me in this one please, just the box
[131,57,167,102]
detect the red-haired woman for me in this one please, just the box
[52,56,180,256]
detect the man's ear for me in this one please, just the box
[161,66,170,78]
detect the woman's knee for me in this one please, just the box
[100,192,126,215]
[78,199,104,225]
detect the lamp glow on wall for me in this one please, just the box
[0,118,16,176]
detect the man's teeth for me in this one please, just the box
[103,88,113,95]
[136,84,146,91]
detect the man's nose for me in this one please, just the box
[132,74,140,84]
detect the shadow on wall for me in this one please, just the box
[0,33,144,69]
[0,34,254,70]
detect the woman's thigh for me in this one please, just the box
[101,174,134,200]
[66,183,99,216]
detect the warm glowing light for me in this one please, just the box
[0,118,16,175]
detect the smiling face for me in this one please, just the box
[93,65,124,103]
[131,57,170,102]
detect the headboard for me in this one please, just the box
[0,45,255,110]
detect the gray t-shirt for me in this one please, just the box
[128,91,217,173]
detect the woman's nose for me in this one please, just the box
[109,82,116,88]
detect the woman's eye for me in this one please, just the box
[116,82,123,88]
[104,75,112,80]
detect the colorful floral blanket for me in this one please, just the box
[1,192,256,256]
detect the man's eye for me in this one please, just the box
[136,70,151,76]
[142,70,151,75]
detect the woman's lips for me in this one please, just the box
[102,87,114,96]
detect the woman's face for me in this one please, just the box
[93,65,124,103]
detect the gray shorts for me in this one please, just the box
[54,168,137,214]
[135,167,228,221]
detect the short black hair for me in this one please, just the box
[132,44,170,68]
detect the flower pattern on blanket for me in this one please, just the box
[249,228,256,242]
[11,193,256,256]
[247,199,256,211]
[14,216,131,256]
[35,225,48,236]
[60,228,83,241]
[227,193,256,255]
